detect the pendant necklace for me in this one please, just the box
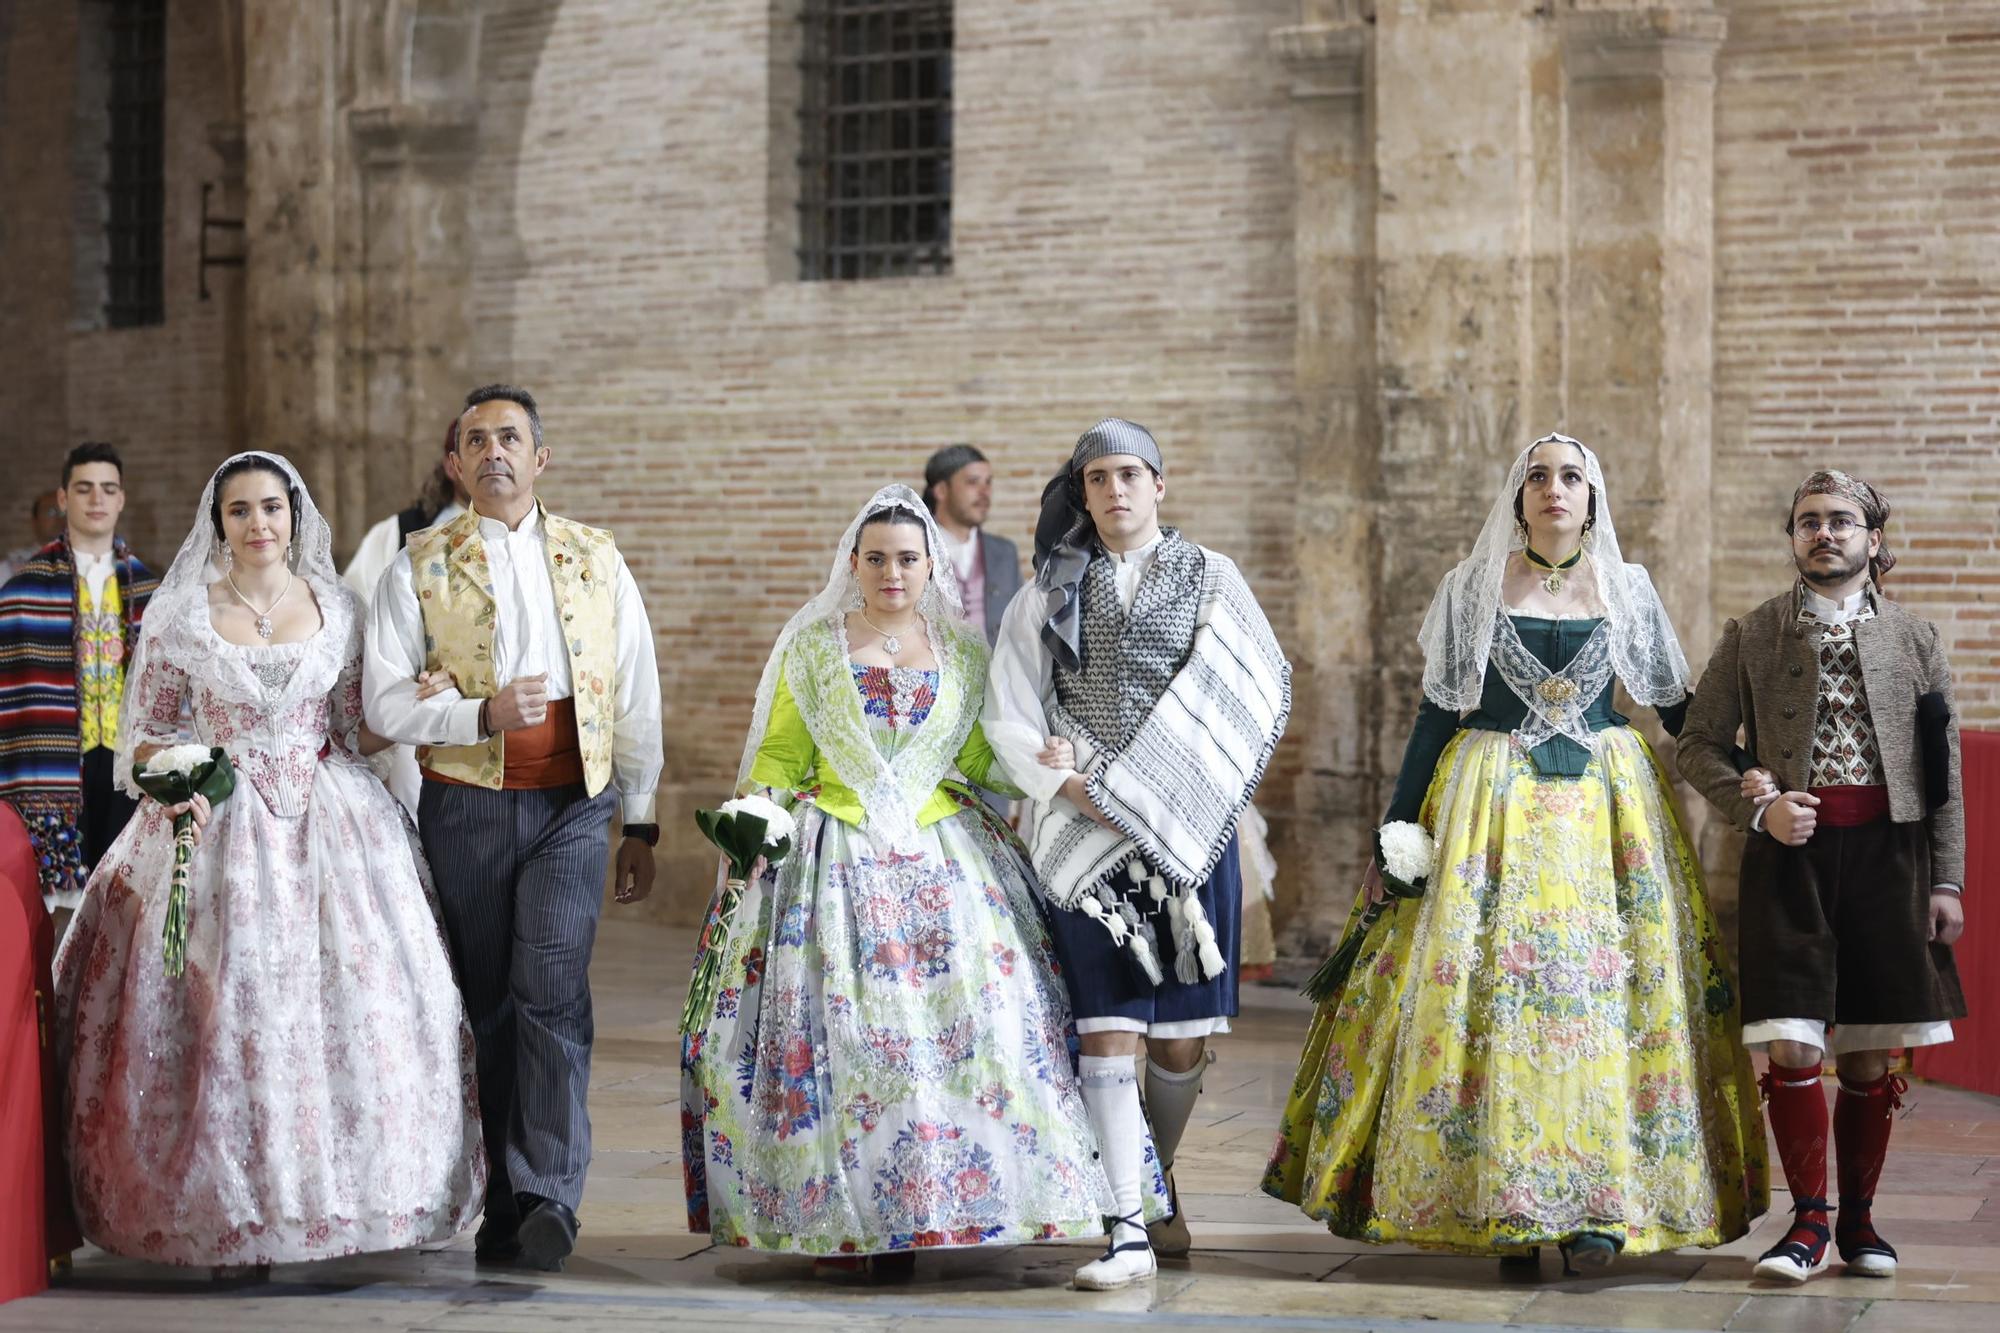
[859,610,918,655]
[1523,544,1584,596]
[227,568,293,640]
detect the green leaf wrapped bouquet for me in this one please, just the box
[679,794,796,1035]
[132,744,236,978]
[1301,819,1435,1004]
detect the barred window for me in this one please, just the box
[797,1,952,281]
[103,0,166,328]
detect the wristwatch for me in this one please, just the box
[622,823,660,847]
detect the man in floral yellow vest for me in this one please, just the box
[365,384,663,1272]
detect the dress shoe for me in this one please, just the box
[474,1211,521,1265]
[514,1195,579,1272]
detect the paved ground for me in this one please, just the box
[9,919,1998,1332]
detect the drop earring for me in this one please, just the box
[220,541,234,571]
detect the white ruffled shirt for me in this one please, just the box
[983,535,1163,805]
[363,504,664,823]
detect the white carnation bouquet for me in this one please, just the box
[1302,819,1436,1004]
[679,792,797,1034]
[133,744,237,978]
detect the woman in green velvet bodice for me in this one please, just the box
[1265,434,1768,1273]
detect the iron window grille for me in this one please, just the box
[798,0,953,281]
[104,0,166,328]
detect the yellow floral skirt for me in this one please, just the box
[1263,728,1768,1255]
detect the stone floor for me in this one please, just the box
[8,919,1998,1332]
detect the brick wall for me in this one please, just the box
[1714,2,2000,718]
[468,0,1302,914]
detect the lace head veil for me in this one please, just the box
[1416,432,1690,712]
[113,451,341,795]
[733,484,964,789]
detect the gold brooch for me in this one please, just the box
[1536,677,1581,706]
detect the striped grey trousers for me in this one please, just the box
[418,779,617,1216]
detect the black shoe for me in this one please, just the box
[474,1212,522,1265]
[515,1195,580,1272]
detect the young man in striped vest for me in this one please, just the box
[0,443,157,911]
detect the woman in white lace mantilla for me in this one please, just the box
[680,486,1163,1274]
[1265,434,1767,1271]
[53,452,483,1269]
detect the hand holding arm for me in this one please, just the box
[362,551,484,747]
[1060,772,1120,833]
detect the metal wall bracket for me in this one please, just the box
[199,180,244,301]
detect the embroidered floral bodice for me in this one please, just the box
[851,663,939,742]
[125,575,366,819]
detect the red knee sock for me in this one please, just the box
[1833,1072,1905,1241]
[1761,1060,1831,1248]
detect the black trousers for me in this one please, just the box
[79,745,138,873]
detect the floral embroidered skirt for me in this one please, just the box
[683,798,1149,1255]
[1263,727,1769,1255]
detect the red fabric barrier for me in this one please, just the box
[1912,729,2000,1096]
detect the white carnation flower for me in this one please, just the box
[719,793,796,845]
[142,744,215,778]
[1378,820,1436,886]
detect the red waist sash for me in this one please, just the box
[424,697,585,790]
[1808,784,1889,828]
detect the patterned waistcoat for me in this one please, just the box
[1051,531,1205,754]
[1801,601,1887,788]
[76,570,125,752]
[406,504,620,796]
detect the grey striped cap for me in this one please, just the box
[1070,418,1164,475]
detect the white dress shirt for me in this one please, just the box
[1801,584,1867,625]
[939,526,980,585]
[73,547,116,603]
[339,502,463,814]
[363,504,664,823]
[983,536,1163,805]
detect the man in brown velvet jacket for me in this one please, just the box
[1680,470,1966,1286]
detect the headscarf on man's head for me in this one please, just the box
[923,443,987,512]
[1035,418,1166,670]
[1789,469,1896,579]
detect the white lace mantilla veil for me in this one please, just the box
[731,484,970,842]
[111,450,344,797]
[1416,432,1691,713]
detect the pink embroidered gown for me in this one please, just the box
[52,579,484,1265]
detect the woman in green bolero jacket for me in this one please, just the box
[682,486,1162,1276]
